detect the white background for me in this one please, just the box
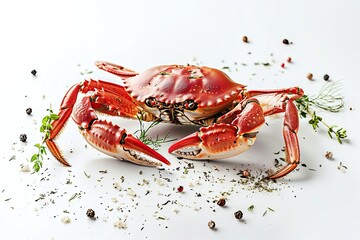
[1,0,359,239]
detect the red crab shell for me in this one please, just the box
[123,65,246,113]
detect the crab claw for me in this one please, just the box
[168,123,257,160]
[82,119,170,167]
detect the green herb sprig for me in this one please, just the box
[134,117,176,150]
[295,81,347,143]
[31,108,59,172]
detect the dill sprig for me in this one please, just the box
[295,81,347,143]
[31,108,59,172]
[134,116,176,150]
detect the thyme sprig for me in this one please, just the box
[295,81,347,143]
[31,108,59,172]
[134,117,176,150]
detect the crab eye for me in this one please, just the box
[183,99,198,110]
[145,97,157,108]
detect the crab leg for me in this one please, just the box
[168,98,265,160]
[95,61,138,78]
[267,100,300,179]
[245,87,303,178]
[46,79,168,167]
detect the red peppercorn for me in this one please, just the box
[177,186,184,192]
[281,63,285,68]
[287,57,292,63]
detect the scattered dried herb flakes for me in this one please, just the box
[263,207,275,216]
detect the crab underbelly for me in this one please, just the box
[144,108,212,126]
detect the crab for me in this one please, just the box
[46,61,304,179]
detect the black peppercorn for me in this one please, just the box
[31,69,37,76]
[19,134,27,142]
[208,220,215,229]
[282,39,289,45]
[234,210,243,220]
[86,208,96,219]
[323,74,330,81]
[217,198,226,207]
[26,108,32,115]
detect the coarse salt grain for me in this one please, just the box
[20,164,31,172]
[61,216,71,224]
[114,220,127,229]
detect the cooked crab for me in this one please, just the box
[46,61,304,179]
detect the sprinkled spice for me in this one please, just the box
[325,151,333,160]
[19,134,27,142]
[208,220,216,229]
[282,39,290,45]
[217,198,226,207]
[234,210,243,220]
[31,69,37,76]
[26,108,32,115]
[242,36,248,43]
[177,186,184,192]
[323,74,330,81]
[281,63,285,68]
[86,208,96,219]
[287,57,292,63]
[307,73,313,80]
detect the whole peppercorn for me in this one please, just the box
[242,170,250,178]
[86,208,96,219]
[208,220,216,229]
[19,134,27,142]
[307,73,313,80]
[26,108,32,115]
[323,74,330,81]
[242,36,248,43]
[217,198,226,207]
[177,186,184,192]
[31,69,37,76]
[282,39,290,45]
[287,57,292,63]
[234,210,243,220]
[325,151,333,160]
